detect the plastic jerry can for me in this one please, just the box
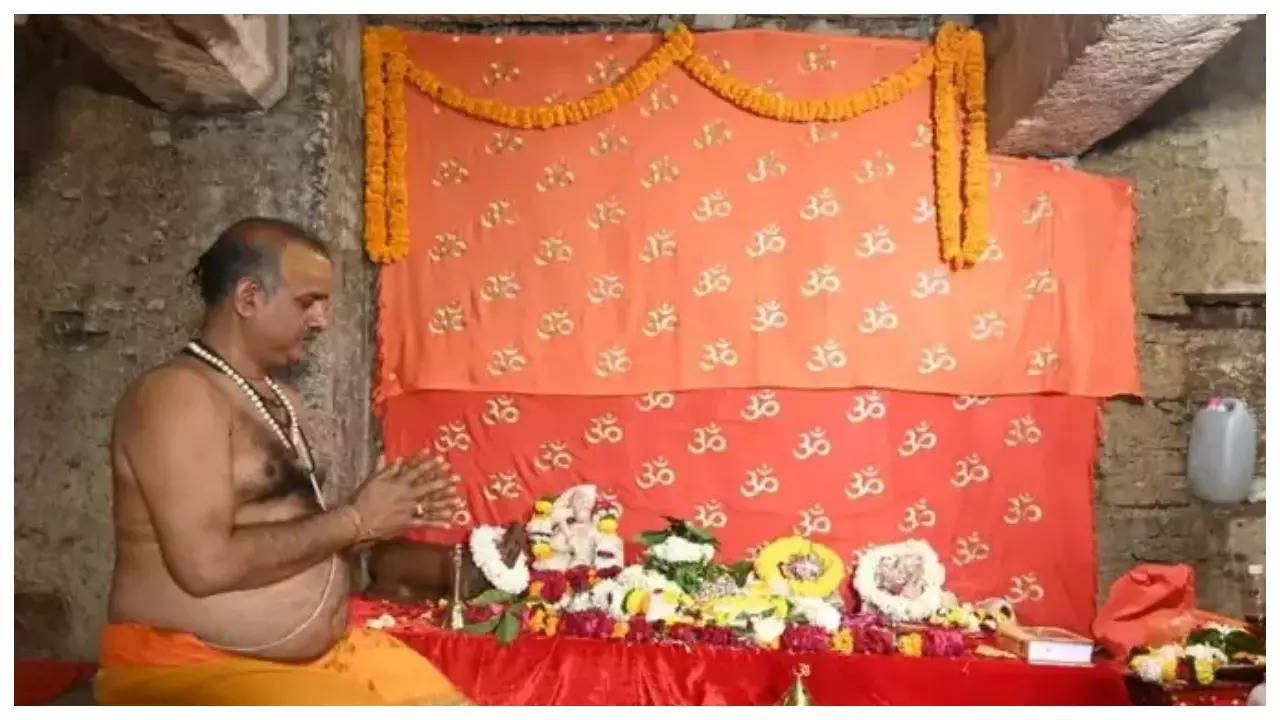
[1187,397,1258,504]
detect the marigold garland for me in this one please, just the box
[932,25,962,266]
[956,27,989,267]
[382,28,411,265]
[361,29,389,262]
[930,23,989,268]
[677,38,935,124]
[362,22,989,266]
[404,24,695,129]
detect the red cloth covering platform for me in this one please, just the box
[351,598,1129,705]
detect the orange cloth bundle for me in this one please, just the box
[1092,564,1246,658]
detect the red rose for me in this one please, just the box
[625,619,656,644]
[565,565,593,593]
[530,570,568,603]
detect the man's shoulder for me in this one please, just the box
[118,358,227,424]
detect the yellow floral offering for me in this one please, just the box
[897,632,923,657]
[1193,659,1215,686]
[753,536,845,598]
[831,629,855,655]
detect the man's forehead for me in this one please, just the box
[280,242,332,286]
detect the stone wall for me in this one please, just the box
[365,13,947,36]
[1080,17,1265,616]
[13,15,367,660]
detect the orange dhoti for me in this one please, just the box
[95,623,469,705]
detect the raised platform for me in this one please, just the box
[351,597,1131,705]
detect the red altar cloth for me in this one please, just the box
[352,601,1129,705]
[399,625,1128,705]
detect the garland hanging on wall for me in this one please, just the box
[362,22,988,268]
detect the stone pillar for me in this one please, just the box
[59,14,289,112]
[983,14,1255,156]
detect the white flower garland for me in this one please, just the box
[650,535,715,564]
[752,616,787,645]
[468,524,530,596]
[604,564,687,622]
[790,596,842,633]
[1131,644,1182,683]
[1185,644,1228,665]
[854,539,947,623]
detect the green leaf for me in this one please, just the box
[635,530,670,546]
[726,560,753,586]
[494,612,520,645]
[460,617,501,635]
[687,526,720,547]
[1224,629,1264,656]
[469,588,515,606]
[671,562,708,594]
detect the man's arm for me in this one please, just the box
[122,367,356,597]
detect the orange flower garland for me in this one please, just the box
[361,29,389,262]
[382,28,411,264]
[678,39,935,124]
[931,25,963,266]
[362,22,989,266]
[404,24,695,129]
[956,27,989,267]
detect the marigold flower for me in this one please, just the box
[897,632,924,657]
[831,629,855,655]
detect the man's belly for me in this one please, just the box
[109,540,351,662]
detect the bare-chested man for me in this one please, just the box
[96,217,469,705]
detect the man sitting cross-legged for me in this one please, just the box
[98,217,468,705]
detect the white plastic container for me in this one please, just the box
[1187,398,1258,504]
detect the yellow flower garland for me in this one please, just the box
[362,22,988,266]
[753,536,845,598]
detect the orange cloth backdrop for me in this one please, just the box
[384,389,1100,633]
[370,27,1142,636]
[374,29,1138,404]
